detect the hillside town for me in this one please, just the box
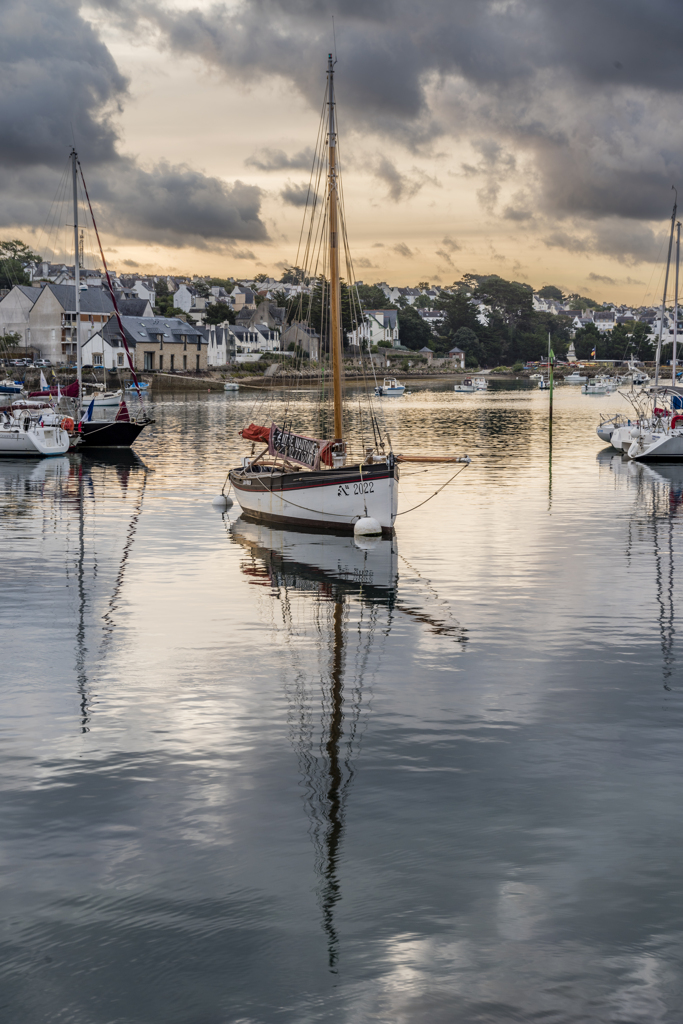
[0,254,679,372]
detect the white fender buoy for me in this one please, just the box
[354,516,382,536]
[212,494,233,509]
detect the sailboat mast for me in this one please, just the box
[327,54,344,442]
[673,221,680,385]
[655,193,677,388]
[71,149,82,403]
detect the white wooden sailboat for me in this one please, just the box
[228,56,468,536]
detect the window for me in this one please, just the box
[144,351,155,371]
[94,353,103,366]
[183,336,187,351]
[117,353,124,366]
[159,354,163,370]
[196,354,200,370]
[170,354,175,370]
[183,354,187,370]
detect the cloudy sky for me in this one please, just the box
[3,0,683,301]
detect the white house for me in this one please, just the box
[133,279,156,307]
[0,285,44,352]
[593,311,616,333]
[448,345,465,368]
[347,309,399,348]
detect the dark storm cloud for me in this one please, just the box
[0,0,268,246]
[100,0,683,241]
[245,147,314,172]
[280,181,317,207]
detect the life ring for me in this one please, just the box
[61,417,75,431]
[671,414,683,430]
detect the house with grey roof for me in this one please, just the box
[0,284,45,353]
[28,283,115,363]
[346,309,399,349]
[83,316,206,372]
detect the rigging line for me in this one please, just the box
[77,159,142,400]
[394,463,470,516]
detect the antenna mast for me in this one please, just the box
[655,189,677,387]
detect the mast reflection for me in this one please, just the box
[231,521,398,971]
[600,453,681,689]
[230,519,467,970]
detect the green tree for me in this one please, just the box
[397,306,433,350]
[0,239,41,289]
[253,272,269,284]
[354,283,393,311]
[280,266,306,285]
[204,301,236,325]
[538,284,563,301]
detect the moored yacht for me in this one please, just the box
[0,404,71,456]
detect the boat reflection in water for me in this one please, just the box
[229,519,466,971]
[598,451,682,688]
[0,451,148,729]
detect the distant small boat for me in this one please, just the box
[582,376,618,395]
[564,371,587,384]
[0,379,23,394]
[125,381,150,391]
[538,378,551,390]
[374,377,406,397]
[82,389,123,408]
[454,377,487,393]
[224,381,240,391]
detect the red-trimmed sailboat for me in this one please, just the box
[228,56,401,535]
[228,56,468,535]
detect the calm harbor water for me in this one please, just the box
[1,382,682,1023]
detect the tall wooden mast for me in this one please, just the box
[327,53,344,442]
[71,148,82,402]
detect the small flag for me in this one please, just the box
[83,399,95,422]
[591,346,596,358]
[40,370,48,391]
[115,399,130,422]
[57,383,62,401]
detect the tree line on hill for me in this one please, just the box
[302,275,656,367]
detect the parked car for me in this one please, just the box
[10,358,32,366]
[33,359,52,367]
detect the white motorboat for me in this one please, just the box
[224,381,240,391]
[0,407,70,456]
[529,373,543,380]
[374,376,405,397]
[0,379,23,395]
[538,377,551,390]
[582,376,619,395]
[627,423,683,460]
[564,371,587,384]
[454,376,487,393]
[82,389,123,408]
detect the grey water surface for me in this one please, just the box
[1,383,682,1023]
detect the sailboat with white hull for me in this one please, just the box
[229,56,466,535]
